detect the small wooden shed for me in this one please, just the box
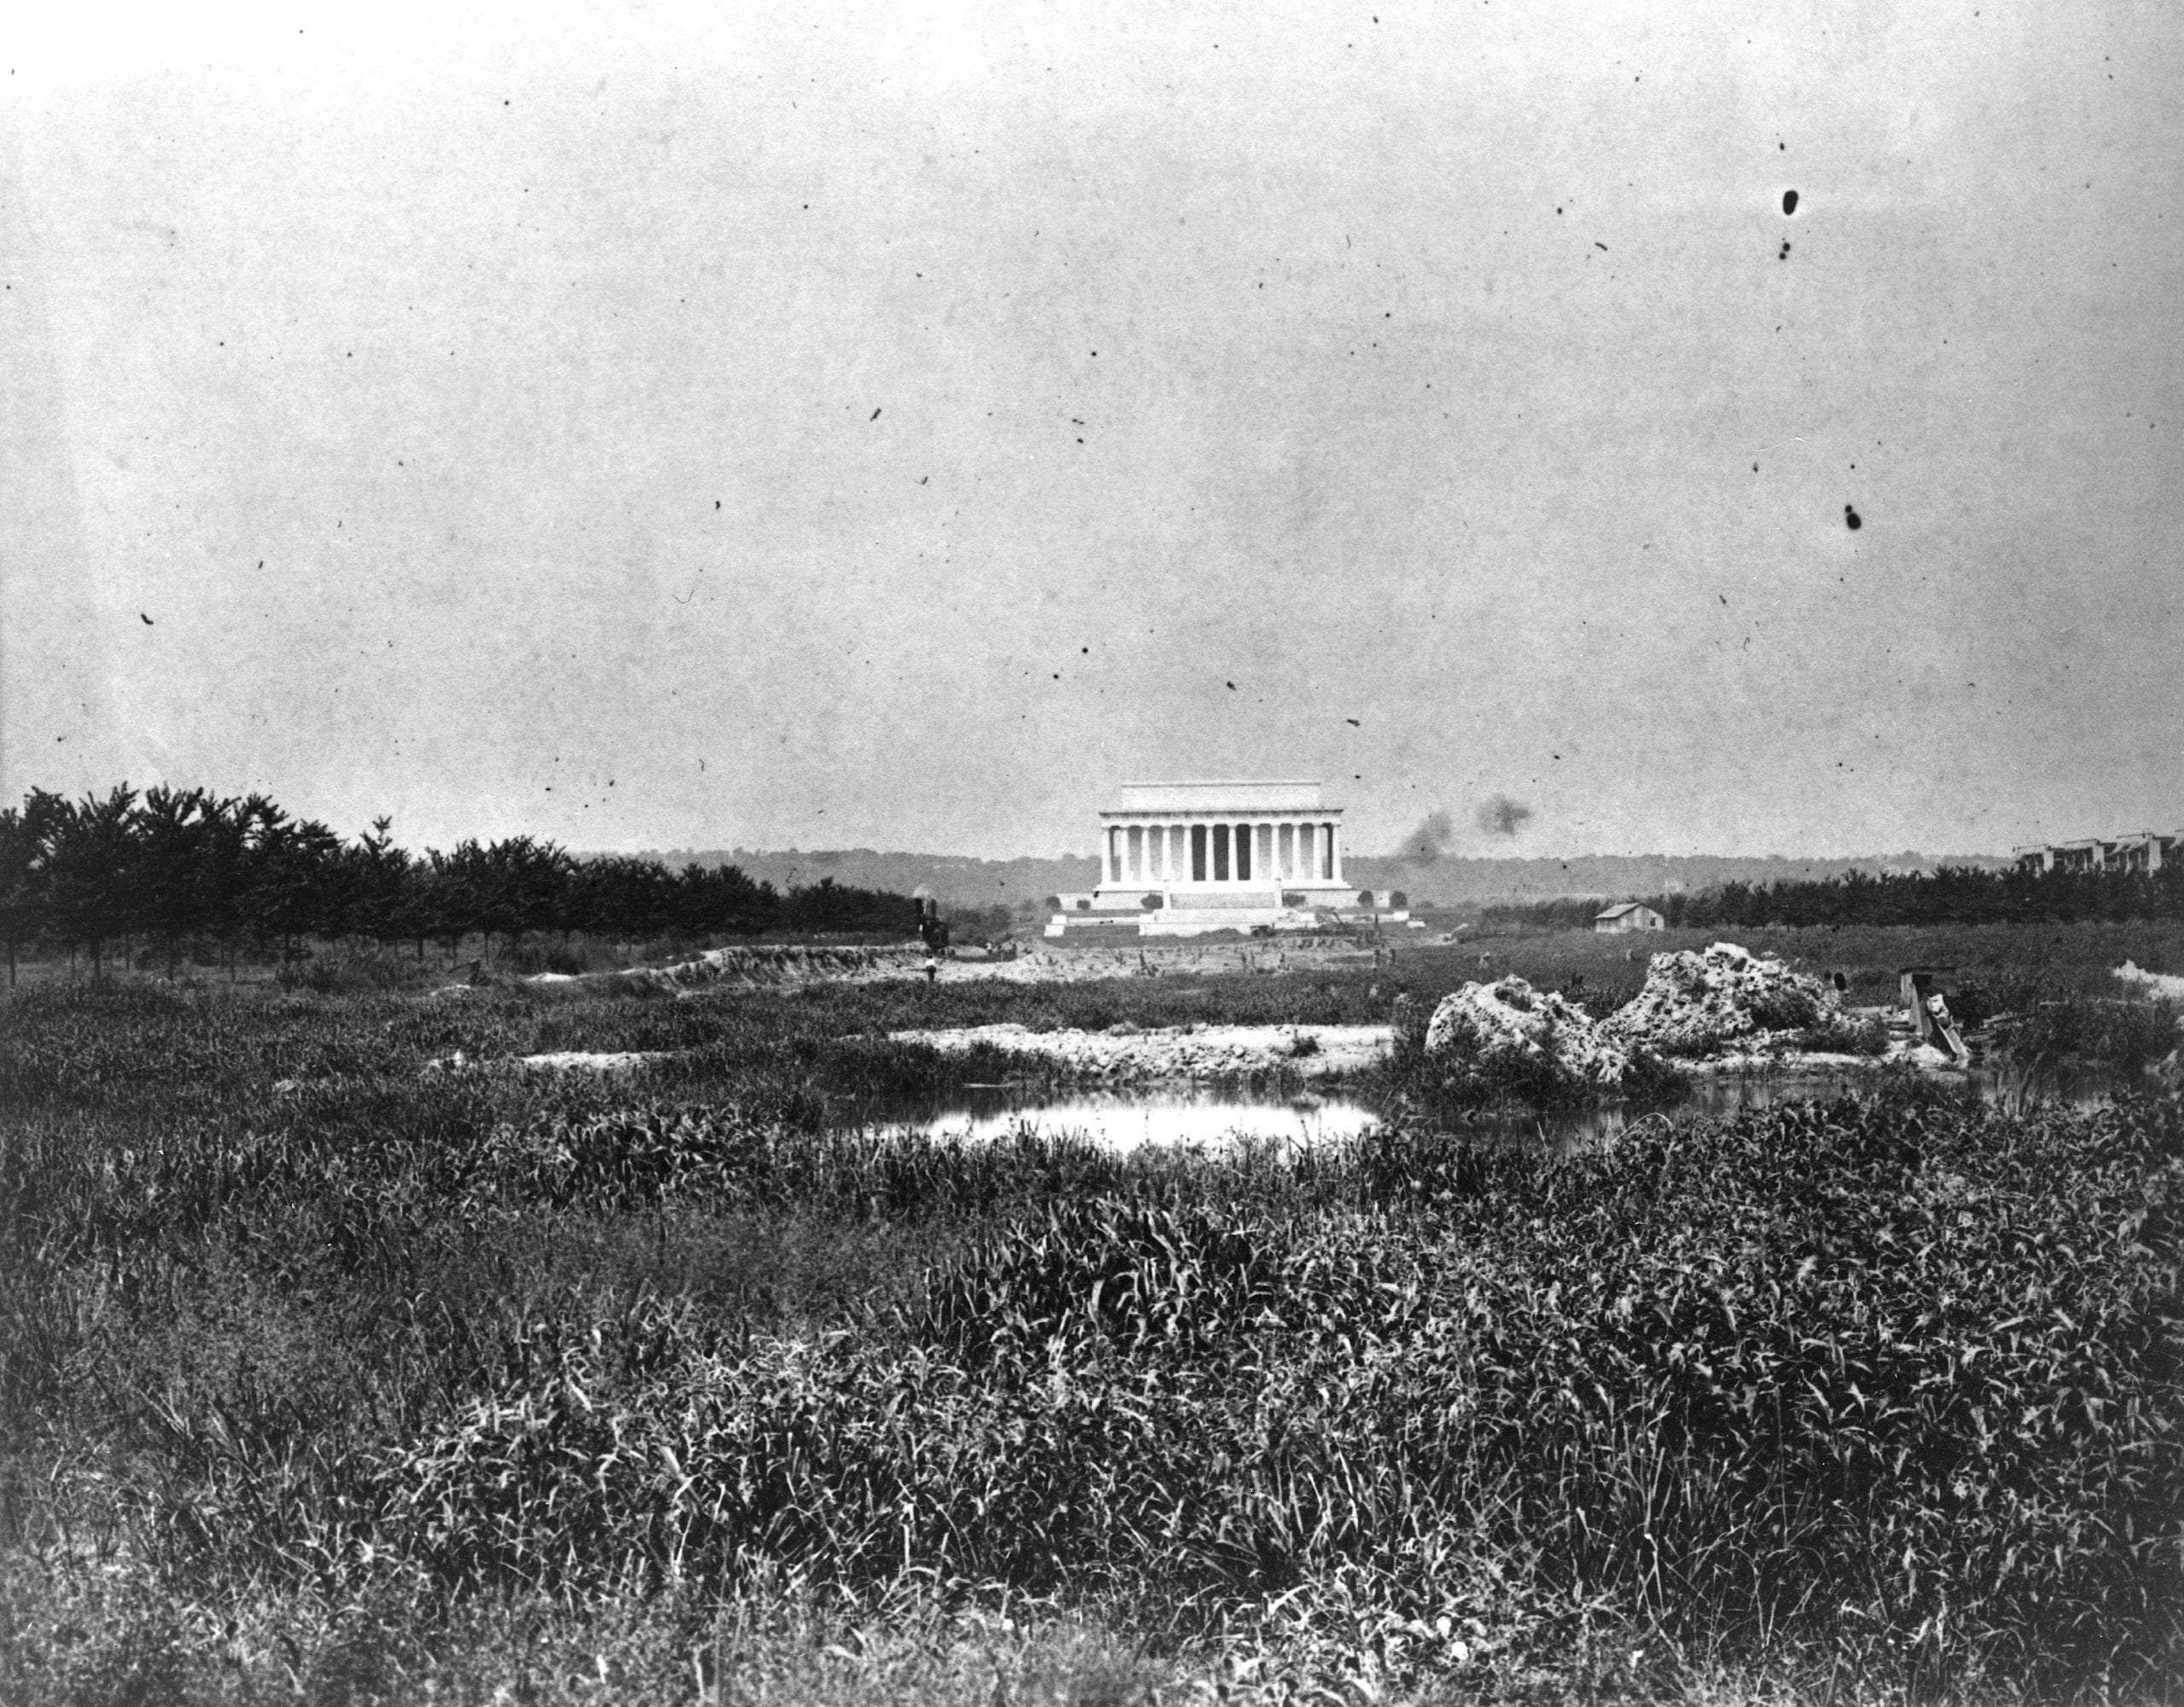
[1593,902,1666,934]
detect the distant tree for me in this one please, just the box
[419,844,487,962]
[41,786,140,976]
[573,855,680,943]
[194,794,256,977]
[0,798,56,985]
[343,816,407,947]
[1,778,953,971]
[134,784,214,975]
[1479,895,1612,932]
[476,835,574,949]
[240,799,343,955]
[782,875,917,938]
[671,860,777,937]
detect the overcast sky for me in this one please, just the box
[3,1,2179,859]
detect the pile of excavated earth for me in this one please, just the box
[2117,961,2184,1002]
[1422,978,1646,1089]
[1420,941,1891,1096]
[1601,939,1839,1055]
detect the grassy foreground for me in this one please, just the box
[2,968,2181,1704]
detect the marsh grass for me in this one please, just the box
[3,975,2181,1704]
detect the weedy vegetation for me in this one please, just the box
[2,961,2181,1705]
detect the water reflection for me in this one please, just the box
[869,1068,2120,1156]
[881,1089,1381,1154]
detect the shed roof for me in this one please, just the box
[1594,902,1651,920]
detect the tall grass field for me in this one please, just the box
[2,943,2181,1704]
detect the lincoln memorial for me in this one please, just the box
[1048,780,1362,937]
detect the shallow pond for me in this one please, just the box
[868,1068,2121,1156]
[876,1089,1383,1154]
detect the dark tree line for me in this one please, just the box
[1484,862,2184,934]
[0,785,921,983]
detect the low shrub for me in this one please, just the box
[1780,1008,1891,1056]
[502,933,591,976]
[1997,996,2180,1072]
[273,947,430,994]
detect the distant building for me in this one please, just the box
[2013,832,2179,876]
[1594,902,1665,934]
[2051,839,2111,874]
[1047,780,1397,938]
[2108,833,2179,874]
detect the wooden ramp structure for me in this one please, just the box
[1900,967,1972,1063]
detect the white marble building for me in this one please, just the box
[1048,780,1364,937]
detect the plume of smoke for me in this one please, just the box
[1398,810,1455,862]
[1477,795,1534,838]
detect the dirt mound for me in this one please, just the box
[2116,961,2184,1002]
[1423,976,1638,1089]
[1603,941,1836,1055]
[529,944,932,994]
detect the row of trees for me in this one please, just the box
[1484,862,2184,933]
[0,785,924,982]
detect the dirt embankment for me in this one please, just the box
[509,938,1386,996]
[529,944,932,993]
[888,1023,1394,1082]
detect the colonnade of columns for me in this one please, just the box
[1104,818,1342,888]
